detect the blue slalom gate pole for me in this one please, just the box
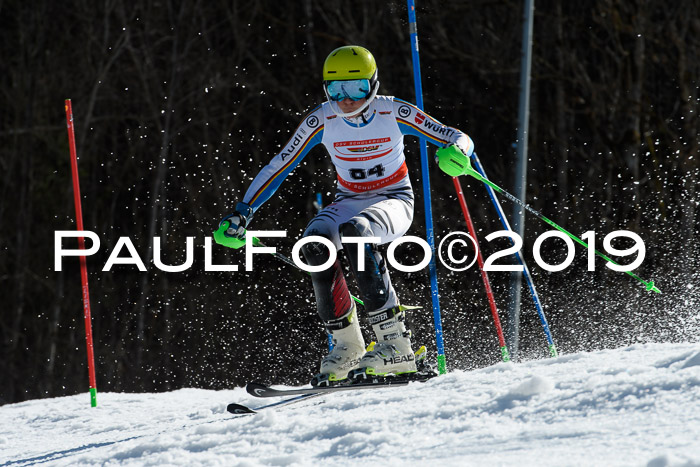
[407,0,447,374]
[470,153,558,357]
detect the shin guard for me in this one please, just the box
[300,236,352,322]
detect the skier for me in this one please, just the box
[220,45,474,386]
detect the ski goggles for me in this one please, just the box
[325,79,371,101]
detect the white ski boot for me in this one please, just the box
[351,306,416,379]
[310,304,365,387]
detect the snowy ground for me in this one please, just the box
[1,342,699,467]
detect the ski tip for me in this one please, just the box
[646,281,661,294]
[227,403,256,415]
[246,381,269,397]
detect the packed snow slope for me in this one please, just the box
[1,343,699,467]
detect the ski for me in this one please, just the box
[229,346,438,412]
[246,373,435,398]
[227,392,323,415]
[226,373,434,415]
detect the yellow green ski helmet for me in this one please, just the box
[322,45,380,117]
[323,45,378,84]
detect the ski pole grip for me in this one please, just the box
[436,145,473,177]
[213,222,260,249]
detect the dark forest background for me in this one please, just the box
[1,0,698,405]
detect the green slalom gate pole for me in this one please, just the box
[436,145,661,294]
[213,223,365,307]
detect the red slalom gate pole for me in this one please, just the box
[65,99,98,407]
[452,177,510,362]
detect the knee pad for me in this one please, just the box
[339,220,392,312]
[339,217,373,239]
[339,219,385,276]
[300,235,333,267]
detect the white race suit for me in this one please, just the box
[240,95,474,321]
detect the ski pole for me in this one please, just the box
[213,222,365,307]
[437,145,661,294]
[437,145,557,357]
[452,177,510,362]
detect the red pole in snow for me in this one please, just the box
[452,177,510,362]
[64,99,98,406]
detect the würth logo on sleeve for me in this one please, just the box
[415,113,425,124]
